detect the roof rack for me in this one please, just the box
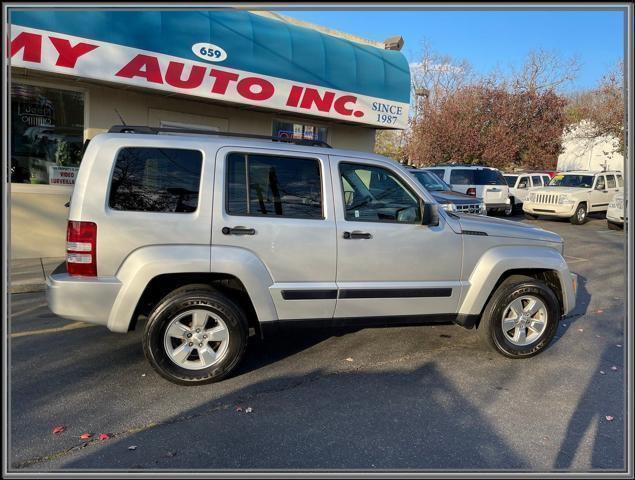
[107,125,332,148]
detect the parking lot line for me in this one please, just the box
[564,255,588,264]
[11,321,97,338]
[10,303,48,318]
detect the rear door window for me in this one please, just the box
[226,152,323,219]
[109,147,202,213]
[616,174,623,187]
[531,175,543,186]
[606,174,616,188]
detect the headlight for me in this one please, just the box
[441,203,457,212]
[558,195,575,205]
[609,201,617,208]
[616,198,624,209]
[528,193,536,202]
[479,203,487,215]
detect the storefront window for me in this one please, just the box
[11,83,84,185]
[272,119,328,143]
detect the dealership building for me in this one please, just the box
[9,9,411,259]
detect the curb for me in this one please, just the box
[10,282,46,294]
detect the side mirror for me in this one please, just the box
[518,182,527,189]
[422,203,439,226]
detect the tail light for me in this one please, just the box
[66,221,97,276]
[466,187,477,197]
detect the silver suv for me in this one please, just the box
[47,126,577,385]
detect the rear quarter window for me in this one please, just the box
[449,169,475,185]
[108,147,203,213]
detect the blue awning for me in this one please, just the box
[10,9,411,104]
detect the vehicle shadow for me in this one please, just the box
[552,338,625,470]
[49,362,531,470]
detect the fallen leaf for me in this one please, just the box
[235,406,243,412]
[562,323,567,327]
[611,366,618,371]
[345,357,354,362]
[597,309,604,314]
[577,328,584,332]
[79,433,92,440]
[165,451,177,457]
[616,344,622,348]
[245,407,253,413]
[600,371,606,375]
[141,374,146,377]
[98,433,110,440]
[52,425,66,434]
[596,335,602,338]
[128,445,137,451]
[605,415,614,421]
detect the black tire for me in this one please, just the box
[477,275,560,358]
[524,213,538,220]
[504,199,514,216]
[143,285,248,385]
[570,203,587,225]
[607,220,622,230]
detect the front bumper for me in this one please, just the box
[523,202,576,218]
[606,207,624,224]
[46,264,121,327]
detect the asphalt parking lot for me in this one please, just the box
[8,213,627,472]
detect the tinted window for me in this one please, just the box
[531,175,543,186]
[226,153,322,219]
[517,176,529,188]
[428,169,446,180]
[109,147,202,212]
[606,175,616,188]
[542,175,551,185]
[340,163,421,224]
[504,175,518,187]
[412,171,450,191]
[450,169,475,185]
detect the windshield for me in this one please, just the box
[411,171,450,191]
[504,175,518,187]
[549,174,594,188]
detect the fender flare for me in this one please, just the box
[107,245,279,333]
[458,245,574,317]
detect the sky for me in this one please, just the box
[278,9,625,92]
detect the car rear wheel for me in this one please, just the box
[143,285,248,385]
[477,275,560,358]
[570,203,587,225]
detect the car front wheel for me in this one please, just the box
[570,203,587,225]
[477,275,560,358]
[143,285,248,385]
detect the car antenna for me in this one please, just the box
[114,108,127,126]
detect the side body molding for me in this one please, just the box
[210,245,278,324]
[458,245,575,317]
[107,245,211,332]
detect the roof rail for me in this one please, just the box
[107,125,332,148]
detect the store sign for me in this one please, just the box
[48,165,78,185]
[10,25,409,128]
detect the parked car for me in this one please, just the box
[523,170,624,224]
[410,169,486,215]
[504,172,552,211]
[606,192,626,230]
[47,126,577,385]
[425,165,512,216]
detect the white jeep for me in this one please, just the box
[523,170,624,224]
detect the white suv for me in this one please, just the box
[46,126,577,385]
[425,165,511,215]
[504,172,552,211]
[523,171,624,224]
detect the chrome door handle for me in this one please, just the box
[222,226,256,235]
[343,231,372,239]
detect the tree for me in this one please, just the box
[565,61,625,154]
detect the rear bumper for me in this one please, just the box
[46,266,121,328]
